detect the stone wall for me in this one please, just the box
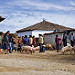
[44,33,63,46]
[44,31,75,46]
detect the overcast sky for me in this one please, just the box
[0,0,75,33]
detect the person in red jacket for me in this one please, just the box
[33,36,36,47]
[21,36,24,46]
[18,37,22,50]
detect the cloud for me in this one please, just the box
[6,0,75,11]
[0,0,75,33]
[69,1,75,6]
[0,10,75,33]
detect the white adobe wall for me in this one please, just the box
[17,31,32,37]
[17,30,53,37]
[32,30,53,37]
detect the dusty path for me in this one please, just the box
[0,51,75,75]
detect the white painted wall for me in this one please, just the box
[17,30,53,37]
[32,30,53,37]
[17,31,32,37]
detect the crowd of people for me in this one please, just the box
[55,32,75,52]
[0,31,44,54]
[18,34,44,53]
[0,30,75,54]
[0,31,16,54]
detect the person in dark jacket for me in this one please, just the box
[0,33,3,53]
[69,33,74,47]
[73,35,75,45]
[12,37,16,51]
[62,32,67,47]
[3,32,9,54]
[23,35,29,45]
[7,31,12,53]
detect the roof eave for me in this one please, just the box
[16,30,33,33]
[0,18,5,22]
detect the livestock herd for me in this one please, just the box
[16,43,75,55]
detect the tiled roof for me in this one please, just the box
[16,20,73,33]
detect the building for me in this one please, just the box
[44,32,63,46]
[16,20,73,37]
[44,29,75,46]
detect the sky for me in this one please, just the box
[0,0,75,33]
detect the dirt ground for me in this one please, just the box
[0,50,75,75]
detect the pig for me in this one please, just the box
[32,46,40,53]
[72,45,75,53]
[61,43,73,55]
[45,44,53,50]
[21,46,33,54]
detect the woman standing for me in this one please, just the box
[55,35,62,52]
[29,35,33,47]
[3,32,9,54]
[33,36,36,47]
[0,33,3,54]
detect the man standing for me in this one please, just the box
[3,32,9,53]
[69,33,74,47]
[73,35,75,45]
[23,35,29,46]
[62,32,67,47]
[7,31,12,53]
[39,34,44,52]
